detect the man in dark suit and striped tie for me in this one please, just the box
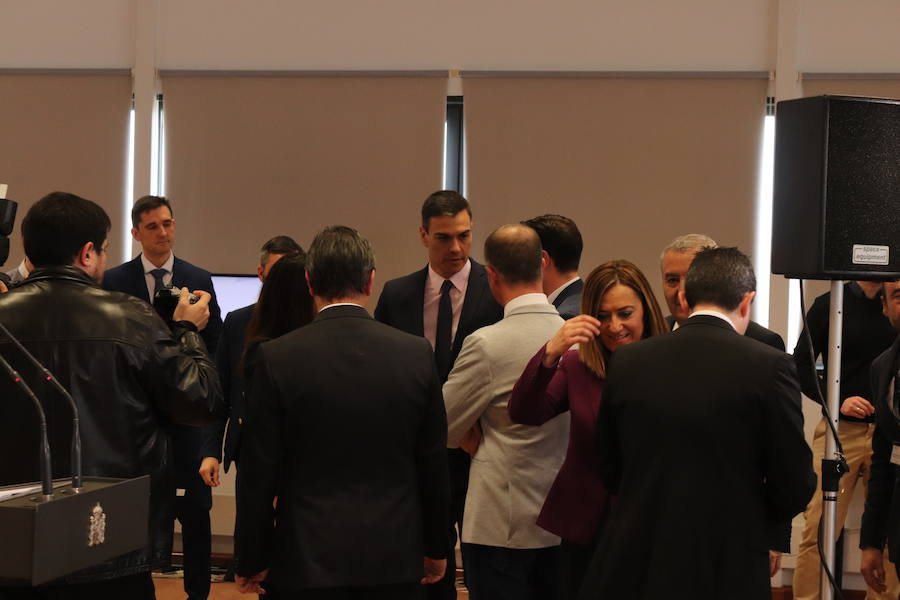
[103,195,222,600]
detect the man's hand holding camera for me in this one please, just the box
[173,287,211,331]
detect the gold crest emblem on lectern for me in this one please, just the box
[88,503,106,547]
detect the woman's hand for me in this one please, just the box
[543,315,602,367]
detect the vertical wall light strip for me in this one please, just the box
[150,95,161,196]
[124,100,136,265]
[442,120,448,190]
[158,96,167,196]
[787,279,802,354]
[753,106,776,327]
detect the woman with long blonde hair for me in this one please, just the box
[508,259,667,599]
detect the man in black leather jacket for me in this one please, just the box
[0,192,222,599]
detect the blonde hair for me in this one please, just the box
[578,259,668,378]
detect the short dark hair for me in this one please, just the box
[22,192,110,268]
[306,226,376,301]
[131,195,173,228]
[421,190,471,230]
[484,224,542,285]
[522,214,582,273]
[684,247,756,311]
[259,235,303,266]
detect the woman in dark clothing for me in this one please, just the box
[508,259,667,599]
[241,252,315,380]
[237,251,314,600]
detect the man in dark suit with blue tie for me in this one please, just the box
[374,190,503,599]
[523,214,584,320]
[102,195,222,600]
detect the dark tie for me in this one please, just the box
[435,279,454,382]
[150,268,168,295]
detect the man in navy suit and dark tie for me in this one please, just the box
[375,190,503,599]
[103,195,222,600]
[523,214,584,320]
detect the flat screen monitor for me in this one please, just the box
[211,274,261,319]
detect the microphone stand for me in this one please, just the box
[0,352,53,499]
[0,322,82,490]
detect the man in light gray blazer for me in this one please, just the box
[443,224,569,600]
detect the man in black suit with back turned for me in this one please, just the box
[659,233,792,572]
[102,195,222,600]
[205,235,302,487]
[375,190,503,599]
[582,247,815,600]
[523,214,584,320]
[235,226,450,599]
[860,279,900,594]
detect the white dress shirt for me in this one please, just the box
[689,309,737,331]
[546,277,581,305]
[141,252,174,301]
[319,302,365,313]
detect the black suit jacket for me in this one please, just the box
[234,305,450,589]
[861,338,900,561]
[664,315,790,550]
[553,278,584,320]
[583,315,815,600]
[665,314,785,351]
[103,254,224,484]
[211,303,255,471]
[374,259,503,380]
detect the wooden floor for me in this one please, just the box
[152,577,471,599]
[154,577,876,600]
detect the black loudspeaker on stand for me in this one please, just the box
[772,95,900,280]
[772,95,900,600]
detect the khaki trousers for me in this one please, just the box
[793,419,900,599]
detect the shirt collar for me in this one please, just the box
[319,302,365,312]
[427,259,471,292]
[141,252,174,274]
[17,260,29,280]
[689,309,737,331]
[547,276,581,304]
[504,292,551,317]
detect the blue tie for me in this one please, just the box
[150,268,168,295]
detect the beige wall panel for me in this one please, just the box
[465,77,768,305]
[0,74,131,268]
[161,76,445,295]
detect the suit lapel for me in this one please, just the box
[408,266,427,337]
[128,256,151,303]
[877,338,900,406]
[553,278,583,308]
[455,260,487,354]
[170,256,185,289]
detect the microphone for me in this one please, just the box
[0,322,82,490]
[0,352,53,498]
